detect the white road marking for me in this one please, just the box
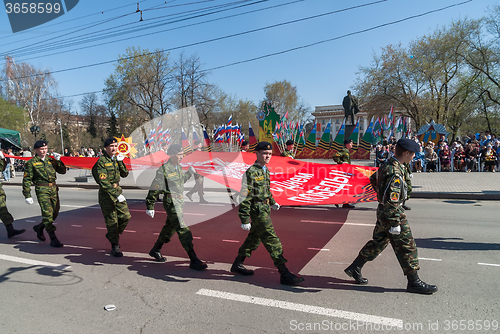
[96,227,106,230]
[25,220,36,222]
[294,207,328,211]
[71,225,82,227]
[123,230,136,233]
[308,248,330,251]
[302,220,373,227]
[419,257,442,261]
[60,205,99,209]
[193,236,201,239]
[185,212,206,216]
[0,254,71,270]
[196,289,403,327]
[478,262,500,267]
[222,239,240,243]
[199,204,226,206]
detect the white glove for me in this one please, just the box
[117,194,126,202]
[389,225,401,235]
[271,203,280,210]
[25,198,34,205]
[53,152,61,160]
[116,154,125,162]
[0,151,4,159]
[189,166,196,174]
[146,210,155,218]
[241,223,251,231]
[409,173,413,178]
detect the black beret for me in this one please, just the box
[104,137,118,147]
[397,138,420,152]
[241,140,249,146]
[344,139,353,145]
[255,141,272,151]
[167,144,183,155]
[33,140,47,149]
[285,140,294,146]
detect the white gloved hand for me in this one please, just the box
[409,173,413,178]
[0,151,4,159]
[389,225,401,235]
[25,198,34,205]
[271,203,281,210]
[116,154,125,162]
[241,223,251,231]
[53,152,61,160]
[117,194,126,202]
[188,166,196,174]
[146,210,155,218]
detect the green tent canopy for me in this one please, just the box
[0,127,21,148]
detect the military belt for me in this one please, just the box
[167,194,183,199]
[36,183,56,187]
[252,198,270,205]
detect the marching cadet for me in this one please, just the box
[145,144,207,270]
[23,140,66,247]
[92,137,131,257]
[231,141,304,285]
[402,162,412,210]
[280,140,295,158]
[0,150,25,238]
[185,140,208,204]
[241,140,250,153]
[344,138,437,295]
[333,139,355,209]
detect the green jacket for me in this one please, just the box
[92,152,129,198]
[238,162,276,225]
[145,159,192,210]
[369,156,407,227]
[281,149,295,158]
[22,155,66,198]
[333,148,351,164]
[0,159,6,190]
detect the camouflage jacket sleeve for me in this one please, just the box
[22,159,34,198]
[0,158,5,172]
[369,169,378,189]
[50,158,66,174]
[118,160,129,178]
[145,166,166,210]
[94,157,121,198]
[379,166,406,227]
[183,169,192,184]
[238,169,253,225]
[333,149,350,164]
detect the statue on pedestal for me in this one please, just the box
[342,90,359,125]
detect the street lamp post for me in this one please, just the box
[58,120,64,153]
[30,125,40,141]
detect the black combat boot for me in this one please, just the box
[33,223,46,241]
[199,196,209,204]
[149,241,166,262]
[230,255,254,276]
[407,271,438,294]
[344,255,368,284]
[48,231,63,248]
[110,243,123,257]
[278,264,304,285]
[185,192,193,202]
[6,223,26,238]
[187,249,207,270]
[342,204,355,209]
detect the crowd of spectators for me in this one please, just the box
[374,132,500,173]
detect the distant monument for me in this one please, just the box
[342,90,359,126]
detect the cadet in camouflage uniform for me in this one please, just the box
[333,139,355,209]
[280,140,295,158]
[145,144,207,270]
[0,150,25,238]
[231,141,304,285]
[402,162,412,210]
[23,140,66,247]
[344,138,437,294]
[92,137,131,257]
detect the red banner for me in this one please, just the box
[8,152,377,206]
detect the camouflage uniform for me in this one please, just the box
[22,155,66,233]
[359,156,419,275]
[145,159,194,251]
[237,162,287,267]
[92,152,131,244]
[403,162,412,199]
[280,149,295,158]
[333,148,351,164]
[0,159,14,226]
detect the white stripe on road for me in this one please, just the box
[196,289,403,327]
[308,248,330,251]
[60,205,99,209]
[0,254,71,270]
[302,220,373,227]
[222,239,240,243]
[478,262,500,267]
[419,257,442,262]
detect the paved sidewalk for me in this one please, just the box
[2,159,499,200]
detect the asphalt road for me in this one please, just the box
[0,185,499,334]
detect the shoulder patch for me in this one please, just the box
[168,172,177,178]
[254,175,264,181]
[105,163,113,167]
[33,162,43,166]
[99,173,106,180]
[390,192,399,202]
[392,178,401,187]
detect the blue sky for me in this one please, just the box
[0,0,495,114]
